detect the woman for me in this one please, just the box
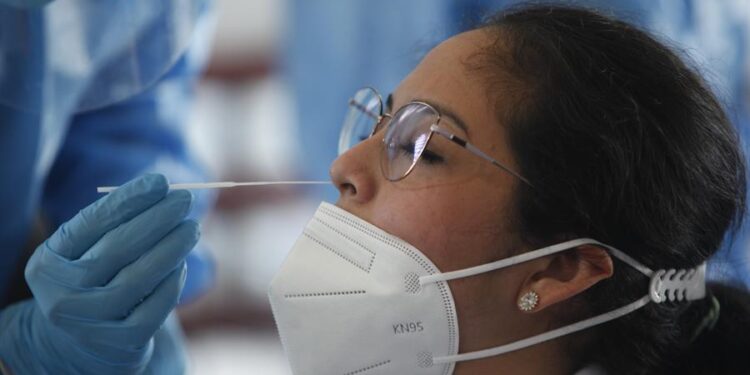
[270,5,750,375]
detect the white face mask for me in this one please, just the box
[268,202,706,375]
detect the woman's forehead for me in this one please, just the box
[394,30,504,142]
[397,31,490,98]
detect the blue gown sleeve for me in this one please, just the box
[40,47,216,304]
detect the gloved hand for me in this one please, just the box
[0,174,198,374]
[145,312,188,375]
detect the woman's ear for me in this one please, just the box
[517,245,614,313]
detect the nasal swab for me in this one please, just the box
[96,181,332,193]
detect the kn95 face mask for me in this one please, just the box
[268,202,706,375]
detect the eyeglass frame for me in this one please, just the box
[346,86,533,186]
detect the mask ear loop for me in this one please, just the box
[418,238,707,366]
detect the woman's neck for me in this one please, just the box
[452,339,574,375]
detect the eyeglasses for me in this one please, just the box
[339,87,532,185]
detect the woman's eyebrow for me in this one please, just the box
[412,98,470,136]
[389,93,470,135]
[426,100,470,136]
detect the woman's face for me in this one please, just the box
[330,30,538,365]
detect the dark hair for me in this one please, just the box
[473,4,750,374]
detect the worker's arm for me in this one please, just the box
[41,26,216,305]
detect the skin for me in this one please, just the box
[330,29,614,374]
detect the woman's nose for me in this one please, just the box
[329,140,379,205]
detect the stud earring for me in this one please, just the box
[518,291,539,312]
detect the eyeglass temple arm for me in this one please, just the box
[430,125,534,187]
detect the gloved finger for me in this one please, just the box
[145,312,187,374]
[73,190,193,288]
[62,220,199,321]
[115,262,188,348]
[24,245,90,319]
[51,262,187,349]
[44,174,169,260]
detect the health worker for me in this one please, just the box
[0,1,215,373]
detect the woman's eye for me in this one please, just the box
[398,142,444,164]
[420,149,444,164]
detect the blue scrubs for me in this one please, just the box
[0,0,215,307]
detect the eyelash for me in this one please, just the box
[399,143,445,165]
[421,149,444,164]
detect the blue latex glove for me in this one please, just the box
[0,174,198,374]
[146,312,188,375]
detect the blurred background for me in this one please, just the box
[177,1,750,374]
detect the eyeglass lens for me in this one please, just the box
[340,88,440,181]
[380,103,438,181]
[339,88,382,155]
